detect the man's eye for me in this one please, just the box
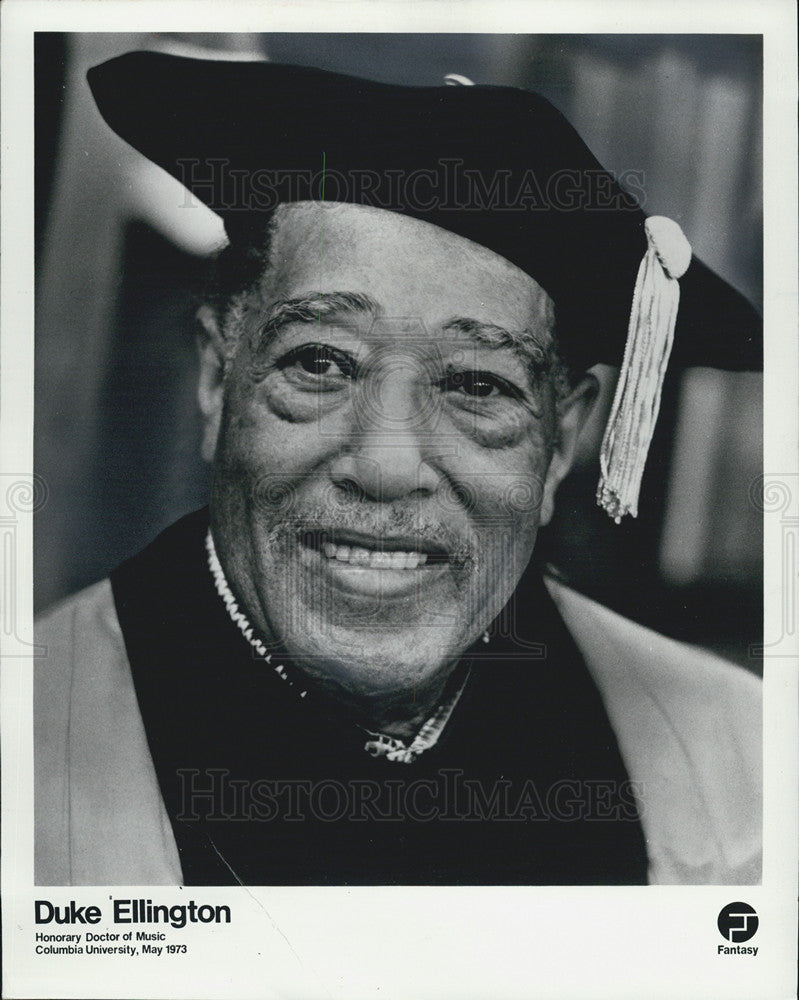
[279,344,358,380]
[438,371,518,399]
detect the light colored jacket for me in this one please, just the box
[35,576,762,885]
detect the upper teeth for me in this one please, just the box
[322,541,428,568]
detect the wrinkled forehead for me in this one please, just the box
[257,201,556,341]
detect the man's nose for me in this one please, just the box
[329,372,441,502]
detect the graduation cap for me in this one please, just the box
[87,50,761,522]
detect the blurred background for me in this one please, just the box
[34,32,762,668]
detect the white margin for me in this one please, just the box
[2,3,797,999]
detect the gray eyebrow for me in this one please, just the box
[252,298,557,384]
[441,316,551,376]
[260,291,380,341]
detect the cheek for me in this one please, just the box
[443,400,541,452]
[213,383,341,521]
[257,371,353,424]
[466,446,552,584]
[443,417,554,535]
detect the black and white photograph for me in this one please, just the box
[2,3,797,999]
[33,27,764,888]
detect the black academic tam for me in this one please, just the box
[87,50,761,374]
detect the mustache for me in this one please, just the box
[262,504,474,563]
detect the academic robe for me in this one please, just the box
[34,510,761,886]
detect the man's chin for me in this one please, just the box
[248,541,491,701]
[275,621,467,703]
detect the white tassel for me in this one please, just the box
[597,216,692,522]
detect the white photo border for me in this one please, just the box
[2,3,796,998]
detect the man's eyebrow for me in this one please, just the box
[441,316,551,374]
[261,291,379,339]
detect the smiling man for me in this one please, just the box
[35,52,762,886]
[202,200,587,737]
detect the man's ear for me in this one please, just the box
[196,304,227,463]
[540,373,599,526]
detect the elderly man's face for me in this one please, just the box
[201,203,588,708]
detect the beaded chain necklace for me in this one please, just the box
[205,529,472,763]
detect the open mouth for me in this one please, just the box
[299,529,451,569]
